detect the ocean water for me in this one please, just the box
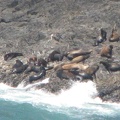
[0,78,120,120]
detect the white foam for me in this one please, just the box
[0,79,100,106]
[17,78,49,90]
[36,81,101,107]
[0,79,120,116]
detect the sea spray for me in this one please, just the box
[17,78,49,90]
[1,79,120,119]
[0,79,101,106]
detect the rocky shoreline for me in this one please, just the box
[0,0,120,102]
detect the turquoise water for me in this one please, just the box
[0,100,73,120]
[0,79,120,120]
[1,99,120,120]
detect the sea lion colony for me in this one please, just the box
[2,26,120,86]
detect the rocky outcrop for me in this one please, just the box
[0,0,120,102]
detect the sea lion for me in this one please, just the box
[4,52,23,61]
[83,64,99,80]
[93,28,107,46]
[67,49,82,55]
[100,45,113,58]
[61,63,89,70]
[93,36,102,46]
[56,69,72,80]
[53,63,66,71]
[66,49,92,60]
[12,64,28,74]
[29,65,46,83]
[100,60,120,73]
[36,58,47,67]
[55,64,91,81]
[25,55,39,73]
[24,66,34,74]
[56,53,65,61]
[76,73,93,81]
[70,54,90,63]
[109,25,120,42]
[27,55,37,65]
[69,68,92,81]
[56,66,80,80]
[12,60,23,69]
[50,53,65,62]
[24,66,40,74]
[47,50,65,62]
[101,28,107,41]
[47,50,60,62]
